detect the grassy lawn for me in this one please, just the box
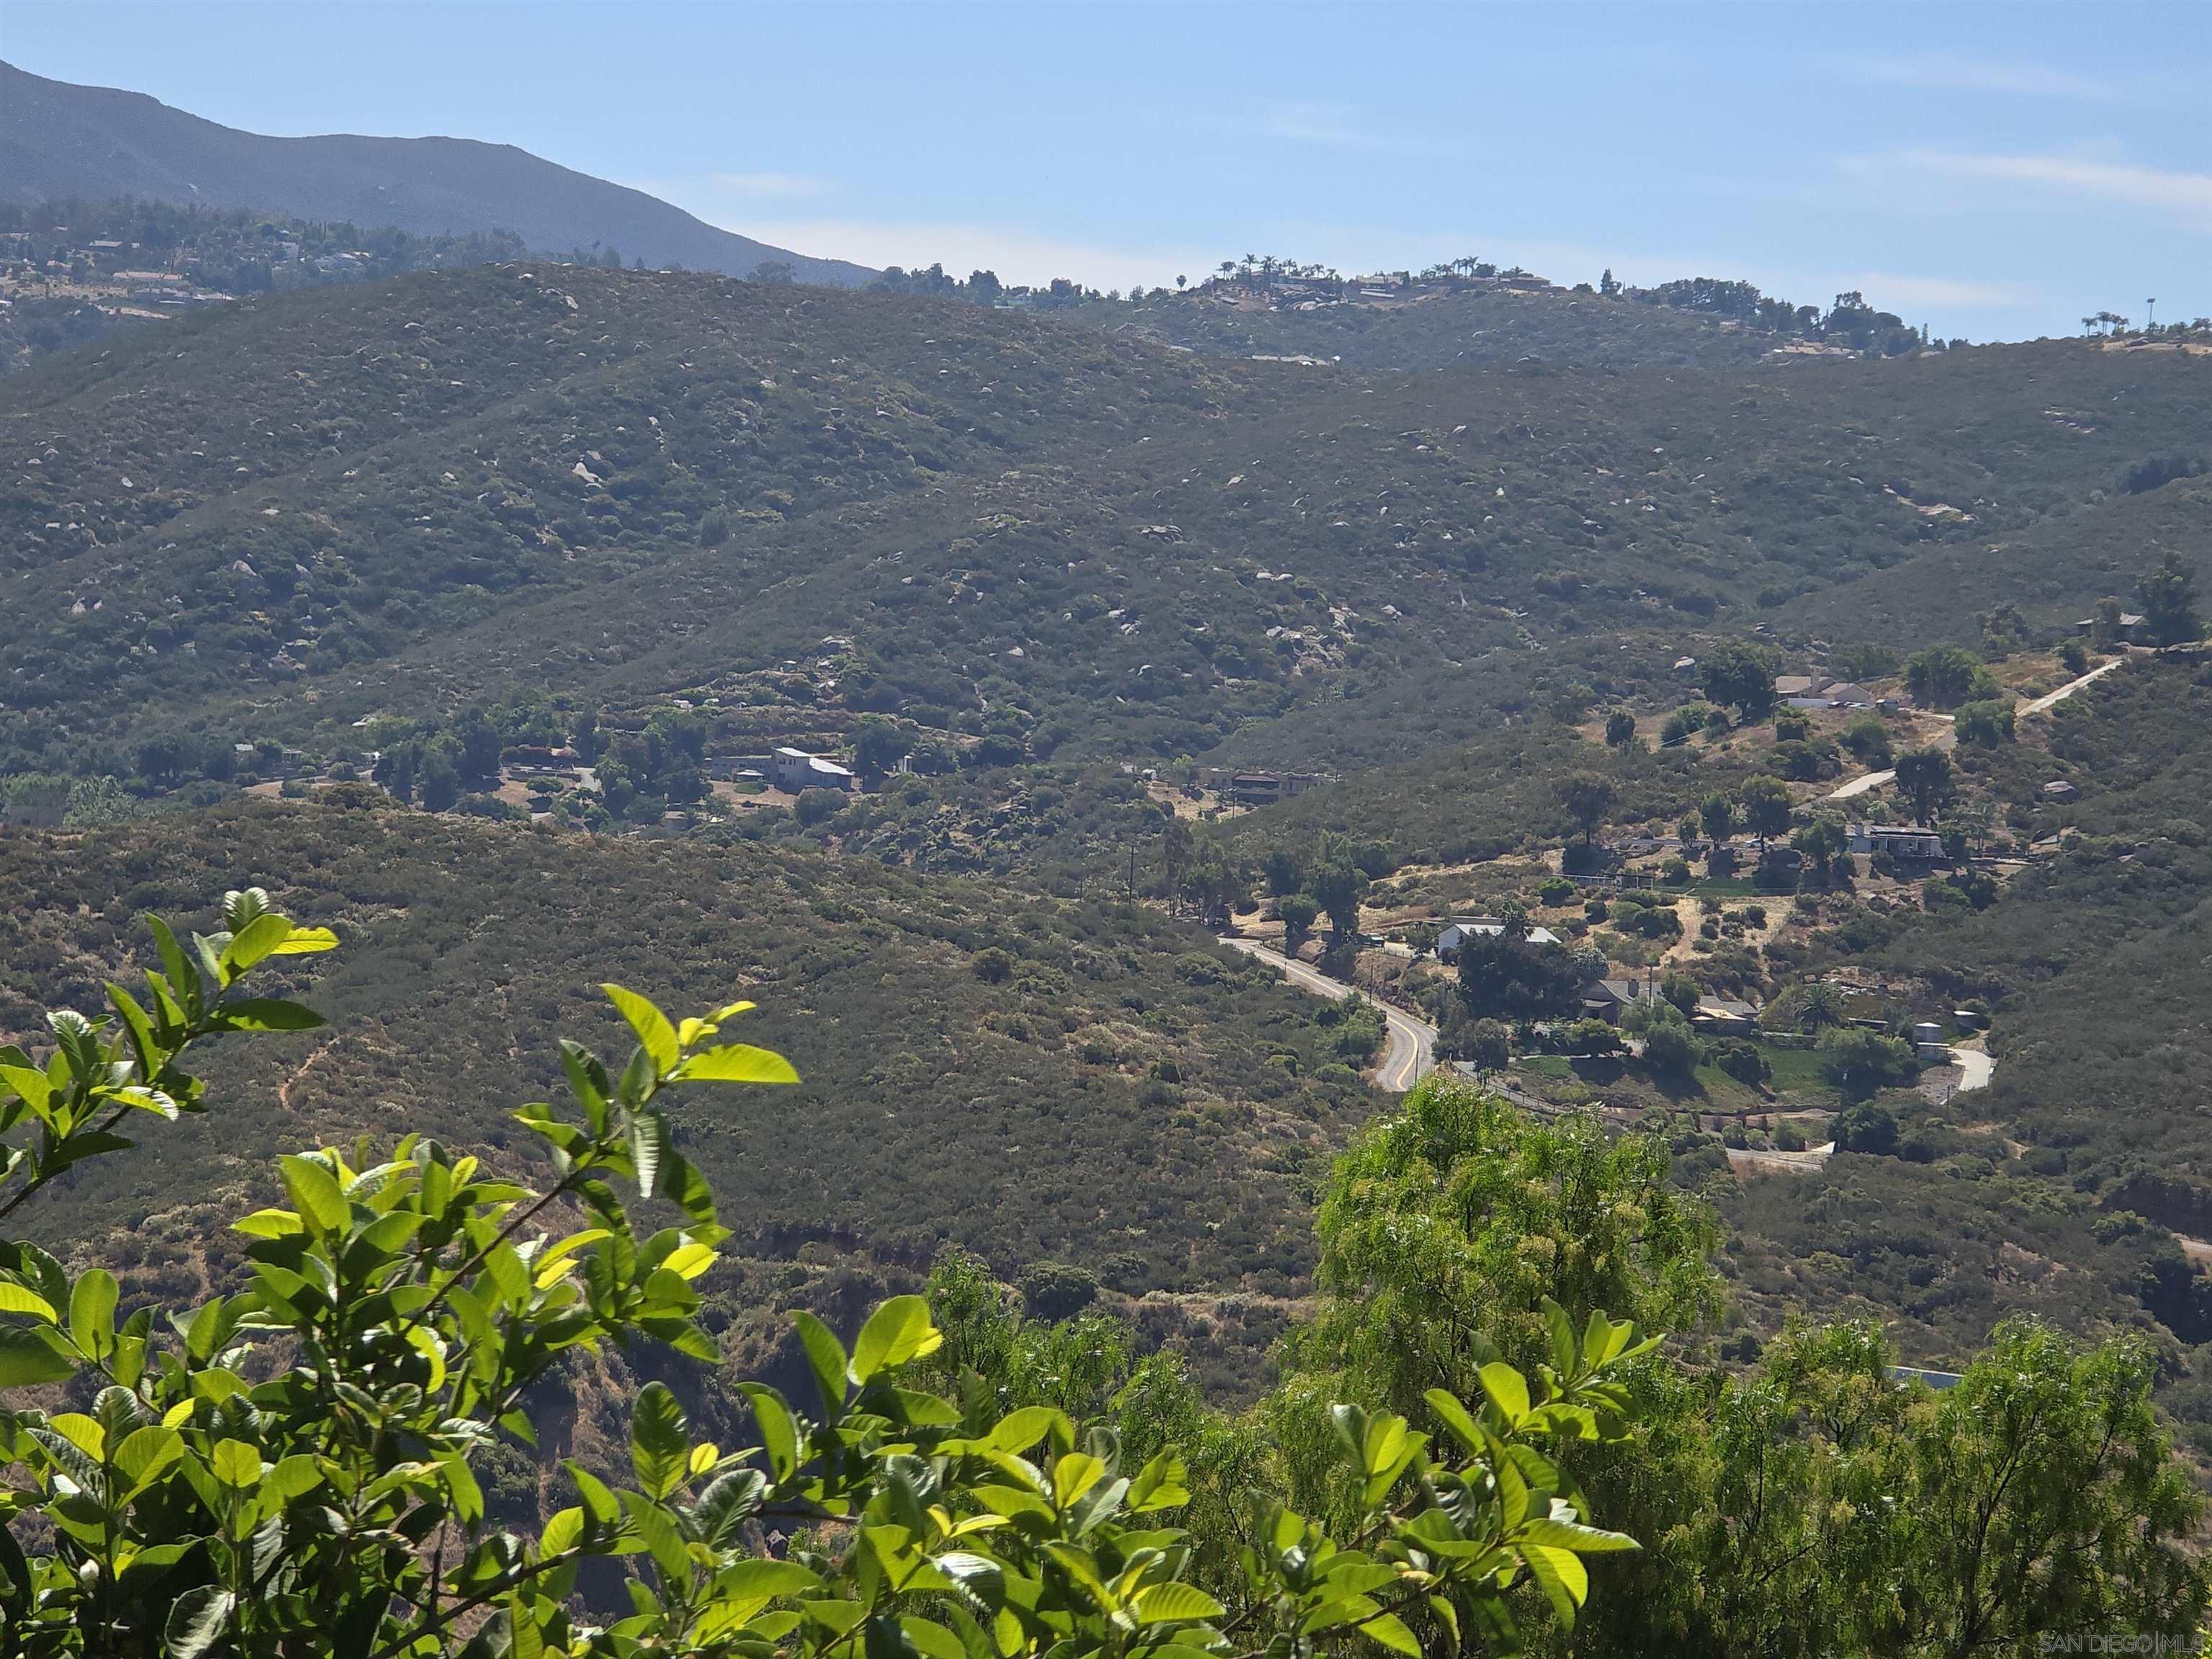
[1685,876,1781,899]
[1505,1038,1842,1118]
[1761,1043,1833,1099]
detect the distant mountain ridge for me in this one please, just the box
[0,60,873,286]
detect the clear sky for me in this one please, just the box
[6,1,2207,340]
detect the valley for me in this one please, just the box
[2,138,2211,1650]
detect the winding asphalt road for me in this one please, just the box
[1220,938,1437,1092]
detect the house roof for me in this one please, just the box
[1441,918,1561,946]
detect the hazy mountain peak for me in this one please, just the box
[0,59,871,284]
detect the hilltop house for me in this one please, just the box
[1200,768,1324,806]
[1691,997,1762,1037]
[1581,977,1654,1024]
[1774,672,1877,710]
[1436,917,1562,962]
[770,747,855,793]
[1847,822,1945,860]
[2074,611,2146,643]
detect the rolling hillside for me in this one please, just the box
[0,798,1369,1380]
[1082,281,1789,374]
[3,263,2205,783]
[0,60,870,285]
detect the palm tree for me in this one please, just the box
[1793,983,1843,1034]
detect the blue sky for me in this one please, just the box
[8,1,2208,339]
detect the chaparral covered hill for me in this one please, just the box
[0,797,1375,1390]
[4,264,2206,783]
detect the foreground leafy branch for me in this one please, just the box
[0,891,1650,1656]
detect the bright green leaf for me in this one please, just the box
[278,1156,348,1236]
[1478,1361,1532,1426]
[850,1294,941,1382]
[0,1283,59,1325]
[68,1269,118,1359]
[1131,1582,1224,1624]
[601,984,680,1074]
[210,1439,263,1490]
[672,1043,799,1085]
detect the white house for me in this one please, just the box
[1774,673,1877,710]
[770,747,855,793]
[1436,918,1562,961]
[1847,822,1944,859]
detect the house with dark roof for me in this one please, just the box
[2074,611,2146,642]
[1581,977,1655,1025]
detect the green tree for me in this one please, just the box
[1697,641,1778,723]
[1791,814,1849,881]
[852,714,913,778]
[1306,850,1369,938]
[1822,1028,1918,1094]
[1455,928,1583,1023]
[1904,1320,2208,1650]
[1787,981,1844,1033]
[1605,709,1639,749]
[1640,1017,1701,1076]
[1955,698,2015,747]
[2093,595,2128,649]
[2139,549,2202,647]
[1894,745,1955,825]
[1275,892,1319,945]
[569,707,602,763]
[1737,774,1794,848]
[1178,836,1247,921]
[1296,1076,1722,1408]
[418,739,462,811]
[1696,793,1737,848]
[595,757,637,819]
[1461,1018,1511,1076]
[1840,715,1893,768]
[452,705,503,780]
[1905,644,2000,708]
[1159,814,1195,909]
[1556,769,1615,848]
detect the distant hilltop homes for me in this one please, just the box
[1197,768,1326,806]
[769,747,855,792]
